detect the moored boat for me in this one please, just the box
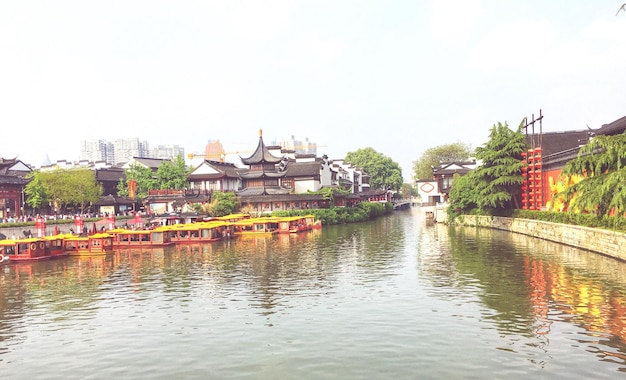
[231,217,280,236]
[276,215,320,233]
[163,220,231,244]
[108,228,174,248]
[209,213,251,223]
[64,233,115,256]
[43,234,71,258]
[0,237,51,262]
[305,215,322,230]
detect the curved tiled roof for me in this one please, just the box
[595,115,626,136]
[236,187,291,196]
[240,134,283,165]
[189,160,240,180]
[241,171,286,179]
[0,176,29,185]
[285,161,322,177]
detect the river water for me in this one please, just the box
[1,208,625,379]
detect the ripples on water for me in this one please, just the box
[1,209,626,379]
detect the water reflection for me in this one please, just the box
[417,221,626,369]
[1,210,626,378]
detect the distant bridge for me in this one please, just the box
[392,200,412,210]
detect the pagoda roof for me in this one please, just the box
[237,193,325,203]
[240,130,283,165]
[239,171,286,179]
[236,186,291,196]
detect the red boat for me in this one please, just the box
[43,234,71,259]
[108,228,174,248]
[0,237,52,262]
[163,221,231,244]
[63,233,115,256]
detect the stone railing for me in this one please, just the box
[456,215,626,262]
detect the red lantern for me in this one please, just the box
[74,215,84,234]
[108,214,116,230]
[35,216,46,237]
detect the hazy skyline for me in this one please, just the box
[2,1,625,181]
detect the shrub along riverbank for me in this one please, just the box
[453,208,626,232]
[273,202,394,225]
[512,210,626,232]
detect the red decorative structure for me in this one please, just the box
[522,110,544,210]
[35,216,46,237]
[107,214,116,230]
[74,214,84,234]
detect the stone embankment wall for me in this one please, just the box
[457,215,626,262]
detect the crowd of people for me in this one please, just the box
[0,211,136,225]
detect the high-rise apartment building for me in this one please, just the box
[272,136,318,155]
[114,138,149,164]
[152,145,185,160]
[80,138,184,166]
[80,140,113,163]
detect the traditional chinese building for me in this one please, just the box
[521,113,626,210]
[147,130,383,215]
[237,130,290,196]
[187,160,240,193]
[523,129,592,210]
[0,158,31,219]
[432,160,478,202]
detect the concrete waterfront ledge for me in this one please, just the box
[455,215,626,262]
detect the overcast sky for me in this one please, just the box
[2,1,625,182]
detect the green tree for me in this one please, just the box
[557,131,626,218]
[67,169,103,213]
[308,186,350,208]
[157,155,191,190]
[344,147,403,191]
[472,121,526,211]
[412,142,473,180]
[449,121,525,215]
[117,163,157,199]
[447,173,479,213]
[24,172,49,211]
[400,183,417,199]
[203,191,238,216]
[25,169,102,214]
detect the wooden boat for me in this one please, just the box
[277,216,303,233]
[0,237,51,262]
[275,215,321,233]
[231,217,280,236]
[43,234,71,258]
[312,219,322,229]
[163,221,231,244]
[108,228,174,248]
[305,215,322,230]
[209,213,251,223]
[63,233,115,256]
